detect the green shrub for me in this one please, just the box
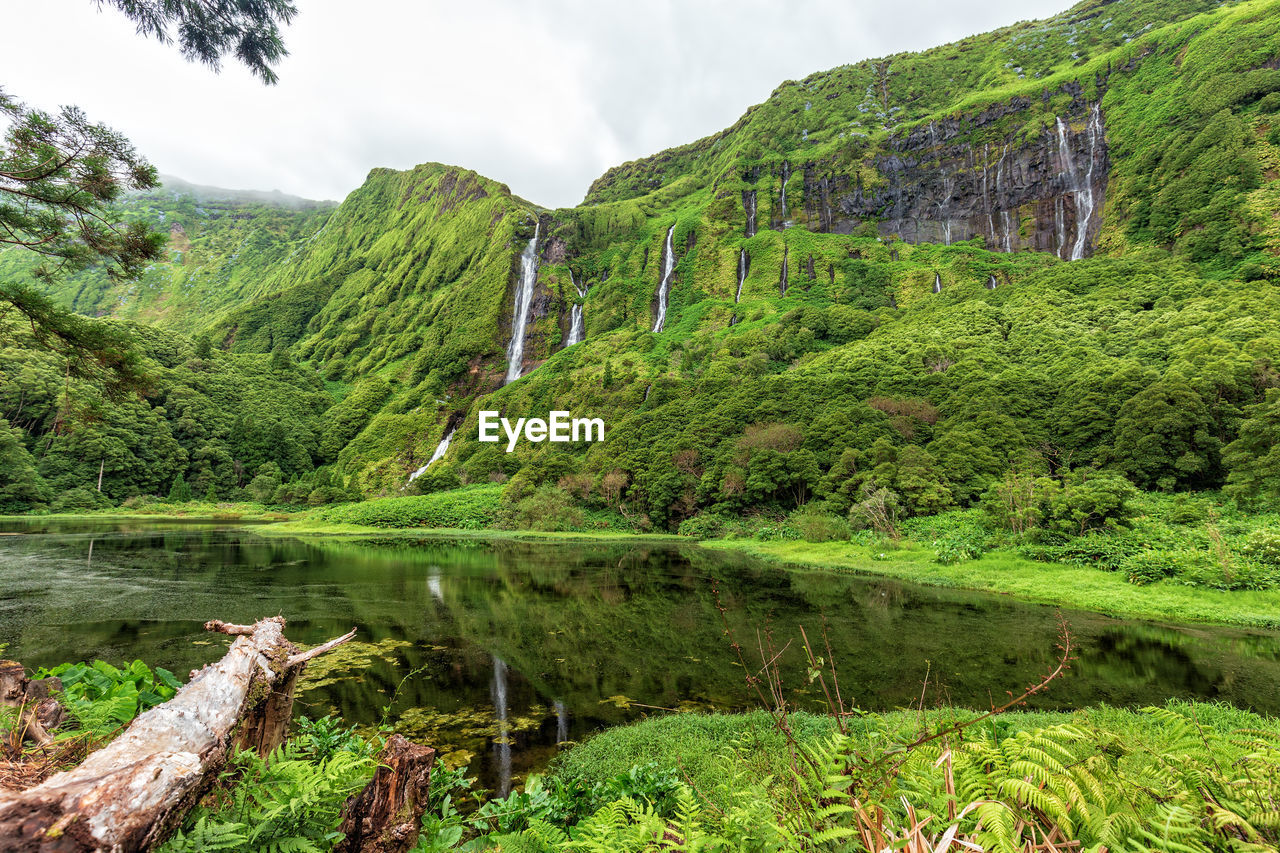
[677,513,730,539]
[507,485,585,532]
[789,508,851,543]
[1165,494,1210,525]
[1046,471,1139,535]
[1122,549,1207,585]
[1019,532,1141,571]
[754,524,801,542]
[51,486,113,513]
[934,536,986,565]
[1241,529,1280,566]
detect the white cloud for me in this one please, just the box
[2,0,1068,208]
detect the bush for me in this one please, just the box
[1241,530,1280,566]
[677,513,730,539]
[934,536,986,565]
[790,508,851,543]
[1046,470,1138,535]
[1019,532,1141,571]
[1122,550,1207,585]
[52,486,113,512]
[507,485,585,532]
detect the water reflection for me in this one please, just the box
[1,519,1278,795]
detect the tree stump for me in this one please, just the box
[0,617,355,851]
[1,662,63,757]
[335,735,436,853]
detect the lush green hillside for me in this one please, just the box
[3,0,1280,553]
[0,176,335,331]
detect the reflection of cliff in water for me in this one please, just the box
[3,523,1280,795]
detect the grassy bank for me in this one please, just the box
[703,537,1280,628]
[431,700,1280,850]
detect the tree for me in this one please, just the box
[0,418,51,512]
[167,475,192,502]
[1223,389,1280,506]
[0,1,297,389]
[97,0,298,85]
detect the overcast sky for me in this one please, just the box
[3,0,1069,209]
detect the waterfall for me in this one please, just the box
[504,223,540,383]
[933,272,942,294]
[408,426,456,484]
[492,656,512,798]
[565,270,586,348]
[987,274,997,290]
[1070,104,1103,261]
[744,190,757,237]
[652,224,676,333]
[780,246,789,296]
[779,162,790,220]
[554,700,568,744]
[1055,112,1101,261]
[735,249,748,303]
[1055,196,1068,259]
[996,146,1014,252]
[982,143,995,240]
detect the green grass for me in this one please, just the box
[702,538,1280,628]
[548,701,1278,808]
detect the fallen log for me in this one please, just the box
[0,616,355,852]
[335,735,436,853]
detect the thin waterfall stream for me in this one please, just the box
[505,223,540,383]
[652,224,676,333]
[408,426,456,484]
[565,270,586,348]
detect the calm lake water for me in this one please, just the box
[2,520,1279,794]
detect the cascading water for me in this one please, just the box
[652,224,676,333]
[987,274,998,290]
[779,162,790,220]
[982,143,995,239]
[504,223,540,383]
[735,249,748,303]
[407,426,456,484]
[1055,112,1102,261]
[492,656,512,798]
[933,272,942,294]
[1070,104,1103,261]
[780,246,789,296]
[565,270,586,348]
[1054,196,1067,259]
[743,190,757,237]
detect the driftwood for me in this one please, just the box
[335,735,436,853]
[1,662,65,756]
[0,616,355,852]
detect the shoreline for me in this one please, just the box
[5,511,1279,629]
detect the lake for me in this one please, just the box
[2,519,1279,795]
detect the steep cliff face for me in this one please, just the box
[771,87,1109,259]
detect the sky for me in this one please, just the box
[3,0,1070,209]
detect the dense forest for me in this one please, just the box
[2,0,1279,547]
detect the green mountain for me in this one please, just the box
[3,0,1280,525]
